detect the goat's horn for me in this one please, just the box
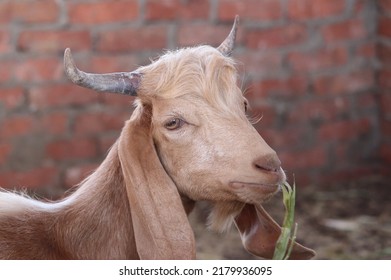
[217,15,239,56]
[64,48,141,96]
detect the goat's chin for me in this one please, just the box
[207,201,245,233]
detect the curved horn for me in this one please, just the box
[63,48,141,96]
[217,15,239,56]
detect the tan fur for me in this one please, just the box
[138,46,243,115]
[0,143,138,259]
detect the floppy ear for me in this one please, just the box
[235,204,315,260]
[118,104,195,260]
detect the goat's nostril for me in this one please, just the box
[254,163,277,172]
[253,154,281,173]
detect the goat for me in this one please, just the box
[0,17,315,260]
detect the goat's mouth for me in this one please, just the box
[229,168,286,199]
[230,182,280,196]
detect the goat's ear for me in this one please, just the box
[235,204,316,260]
[118,104,196,259]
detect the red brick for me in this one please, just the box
[287,0,346,20]
[39,112,69,136]
[64,163,100,188]
[380,94,391,119]
[379,143,391,164]
[246,24,307,49]
[0,30,11,54]
[318,118,372,141]
[0,0,58,24]
[146,0,181,20]
[322,19,367,43]
[69,0,138,24]
[235,52,284,76]
[181,0,210,20]
[14,57,63,82]
[259,127,305,151]
[379,0,391,13]
[286,171,311,187]
[247,104,276,127]
[0,88,25,110]
[218,0,282,22]
[354,0,372,14]
[249,76,308,99]
[289,97,350,123]
[0,2,11,24]
[356,92,378,111]
[279,146,328,170]
[0,143,11,165]
[90,54,139,73]
[0,115,34,139]
[100,93,134,108]
[319,168,377,185]
[0,167,59,189]
[46,138,98,160]
[29,84,99,110]
[379,69,391,89]
[379,16,391,38]
[377,43,391,67]
[146,0,209,20]
[96,26,167,52]
[0,60,14,83]
[18,30,91,52]
[334,142,350,164]
[74,111,127,135]
[288,47,348,72]
[99,135,119,153]
[356,42,376,58]
[381,119,391,137]
[178,24,236,47]
[313,70,375,95]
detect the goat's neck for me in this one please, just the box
[54,141,137,259]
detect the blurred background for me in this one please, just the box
[0,0,390,259]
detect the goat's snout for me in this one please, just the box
[253,153,281,173]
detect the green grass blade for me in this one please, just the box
[284,223,298,260]
[273,181,297,260]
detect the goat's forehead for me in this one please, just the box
[157,45,229,66]
[139,46,237,94]
[139,45,243,111]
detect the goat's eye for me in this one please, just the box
[164,118,185,130]
[244,101,248,112]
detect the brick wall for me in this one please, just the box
[378,0,391,169]
[0,0,388,196]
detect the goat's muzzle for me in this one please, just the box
[228,151,285,204]
[253,153,281,173]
